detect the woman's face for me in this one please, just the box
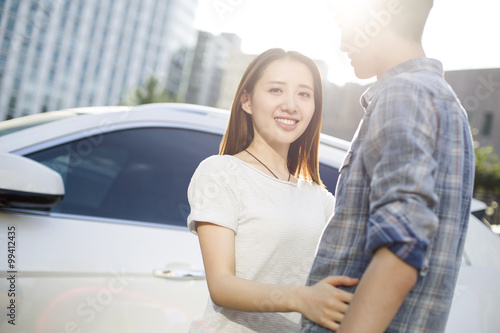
[241,58,316,147]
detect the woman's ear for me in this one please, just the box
[241,91,252,115]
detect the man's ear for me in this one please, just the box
[241,91,252,114]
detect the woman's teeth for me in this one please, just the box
[275,118,297,125]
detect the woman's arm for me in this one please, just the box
[197,222,358,331]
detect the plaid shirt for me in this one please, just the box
[303,58,475,332]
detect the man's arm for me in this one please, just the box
[337,247,418,333]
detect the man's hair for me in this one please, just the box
[391,0,433,42]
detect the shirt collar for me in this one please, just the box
[360,58,444,110]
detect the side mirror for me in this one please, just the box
[0,153,64,208]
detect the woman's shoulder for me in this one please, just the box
[196,154,235,171]
[193,155,244,180]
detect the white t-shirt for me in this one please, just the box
[187,155,334,333]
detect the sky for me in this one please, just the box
[194,0,500,85]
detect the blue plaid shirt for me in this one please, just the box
[303,58,475,332]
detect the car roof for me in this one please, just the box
[0,106,131,137]
[0,103,350,159]
[0,104,228,153]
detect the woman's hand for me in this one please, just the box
[294,276,358,331]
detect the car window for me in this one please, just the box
[25,127,340,227]
[26,127,222,227]
[319,163,340,194]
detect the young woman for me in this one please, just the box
[187,48,357,332]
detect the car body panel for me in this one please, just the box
[462,213,500,269]
[0,210,207,332]
[446,265,500,332]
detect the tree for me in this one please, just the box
[474,145,500,225]
[120,76,179,106]
[475,146,500,193]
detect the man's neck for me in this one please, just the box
[376,38,426,79]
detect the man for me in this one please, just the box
[302,0,475,332]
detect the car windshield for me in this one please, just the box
[0,112,79,136]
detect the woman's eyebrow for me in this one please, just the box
[266,80,286,85]
[266,81,314,90]
[299,83,314,91]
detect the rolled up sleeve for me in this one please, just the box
[363,78,439,273]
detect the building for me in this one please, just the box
[216,48,254,110]
[183,31,241,107]
[320,67,500,154]
[164,0,200,98]
[445,68,500,154]
[0,0,199,120]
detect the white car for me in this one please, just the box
[0,103,498,333]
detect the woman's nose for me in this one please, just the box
[281,95,297,113]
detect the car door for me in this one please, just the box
[0,126,222,333]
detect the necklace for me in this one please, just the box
[244,149,291,182]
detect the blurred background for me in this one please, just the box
[0,0,498,225]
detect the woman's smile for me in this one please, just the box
[275,117,299,130]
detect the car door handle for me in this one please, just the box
[153,268,206,280]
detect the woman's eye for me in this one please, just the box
[299,92,311,98]
[269,88,282,93]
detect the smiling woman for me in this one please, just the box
[239,58,316,153]
[186,48,359,332]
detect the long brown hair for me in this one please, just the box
[219,48,324,186]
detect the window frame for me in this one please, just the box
[11,121,225,230]
[10,121,344,229]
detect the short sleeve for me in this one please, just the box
[187,156,239,235]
